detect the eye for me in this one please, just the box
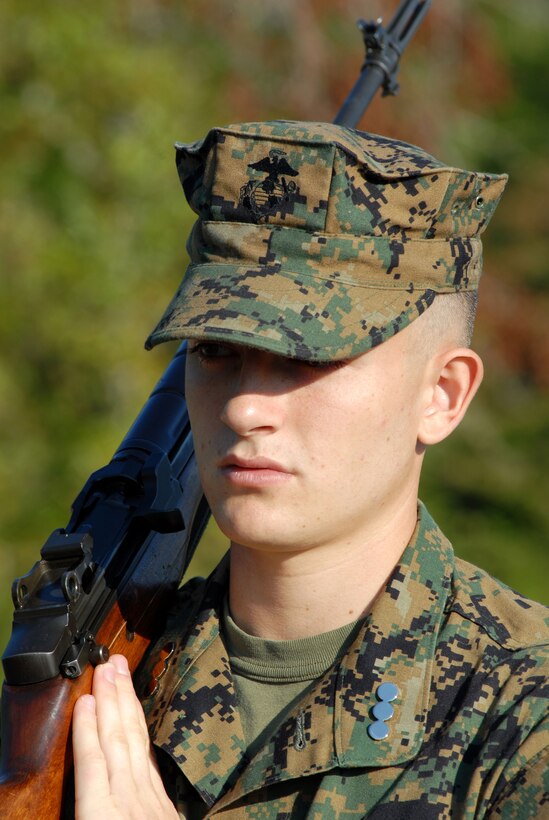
[277,356,349,379]
[298,358,348,371]
[188,342,237,362]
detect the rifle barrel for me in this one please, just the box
[334,0,431,128]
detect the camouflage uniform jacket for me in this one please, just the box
[140,505,549,818]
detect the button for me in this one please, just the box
[367,720,390,741]
[372,701,394,721]
[367,681,399,741]
[376,682,399,702]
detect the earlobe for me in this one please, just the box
[418,349,484,446]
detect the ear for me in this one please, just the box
[418,348,484,446]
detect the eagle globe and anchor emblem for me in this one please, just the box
[239,148,300,222]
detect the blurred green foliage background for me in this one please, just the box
[0,0,548,666]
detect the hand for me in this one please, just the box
[72,654,179,820]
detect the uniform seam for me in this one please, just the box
[484,743,549,817]
[446,604,548,652]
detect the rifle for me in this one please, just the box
[0,2,431,816]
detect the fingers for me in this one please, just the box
[97,655,172,806]
[73,655,178,819]
[94,656,152,792]
[73,694,116,818]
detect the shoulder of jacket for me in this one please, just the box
[450,556,549,654]
[136,575,214,704]
[165,577,208,637]
[172,574,208,614]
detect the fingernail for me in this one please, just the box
[111,654,130,676]
[102,663,116,684]
[78,694,96,713]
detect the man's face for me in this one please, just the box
[185,327,429,556]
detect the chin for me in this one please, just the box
[212,509,298,553]
[216,520,287,551]
[211,495,265,531]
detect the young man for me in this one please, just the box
[73,122,548,819]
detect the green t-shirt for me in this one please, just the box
[222,598,361,754]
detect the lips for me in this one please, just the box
[219,454,293,487]
[220,455,288,471]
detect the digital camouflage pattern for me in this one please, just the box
[138,504,549,818]
[145,121,508,360]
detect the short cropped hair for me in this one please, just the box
[427,291,478,348]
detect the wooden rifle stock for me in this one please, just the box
[1,604,152,818]
[0,560,202,818]
[0,2,430,816]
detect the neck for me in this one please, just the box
[228,493,419,640]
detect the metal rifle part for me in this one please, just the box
[334,0,432,128]
[2,343,209,685]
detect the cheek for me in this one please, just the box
[311,387,418,475]
[296,392,375,477]
[185,379,220,463]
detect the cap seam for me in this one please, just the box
[183,262,479,292]
[198,219,485,243]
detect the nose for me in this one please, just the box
[220,353,284,437]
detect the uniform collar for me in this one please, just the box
[144,502,454,807]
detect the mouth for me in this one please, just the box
[219,455,293,487]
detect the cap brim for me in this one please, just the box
[145,262,440,360]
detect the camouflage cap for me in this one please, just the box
[145,121,507,360]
